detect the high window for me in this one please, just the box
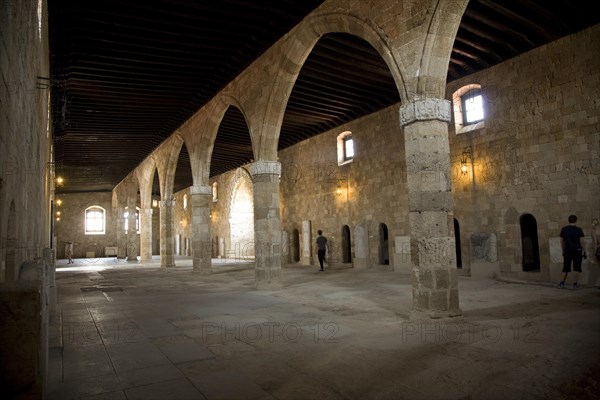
[85,206,105,234]
[462,89,484,124]
[337,131,354,166]
[452,84,486,134]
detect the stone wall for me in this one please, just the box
[447,23,600,282]
[54,192,120,259]
[278,105,408,269]
[0,0,53,281]
[274,23,598,283]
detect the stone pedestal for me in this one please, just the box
[249,161,283,289]
[140,208,153,262]
[400,99,461,319]
[353,223,370,269]
[301,220,312,266]
[159,200,176,268]
[191,185,212,274]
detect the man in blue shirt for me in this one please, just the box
[559,215,585,289]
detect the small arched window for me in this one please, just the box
[183,194,188,210]
[212,182,218,202]
[452,84,486,134]
[337,131,354,166]
[85,206,105,235]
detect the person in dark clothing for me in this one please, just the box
[559,215,585,289]
[316,230,328,271]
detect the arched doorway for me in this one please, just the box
[230,169,254,259]
[292,229,300,262]
[342,225,351,263]
[454,219,462,269]
[378,223,389,265]
[520,213,540,271]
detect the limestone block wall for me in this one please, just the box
[447,23,600,282]
[278,105,408,268]
[173,188,192,256]
[0,0,52,281]
[54,192,121,259]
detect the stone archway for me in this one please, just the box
[292,229,300,263]
[378,223,390,265]
[230,169,254,259]
[454,218,462,269]
[520,213,540,272]
[342,225,351,264]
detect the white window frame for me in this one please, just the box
[85,206,105,235]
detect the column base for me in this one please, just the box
[161,264,176,268]
[410,308,463,322]
[255,280,283,290]
[193,266,212,275]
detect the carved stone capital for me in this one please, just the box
[248,161,281,177]
[159,200,175,208]
[190,185,212,196]
[399,98,451,127]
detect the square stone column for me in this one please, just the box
[159,200,176,268]
[191,185,212,274]
[116,203,127,259]
[400,99,461,319]
[126,197,138,261]
[139,208,153,262]
[249,161,283,290]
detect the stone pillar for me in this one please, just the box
[191,185,212,274]
[126,197,138,261]
[399,98,461,319]
[116,203,126,259]
[139,208,153,262]
[43,248,57,321]
[249,161,283,289]
[159,200,176,268]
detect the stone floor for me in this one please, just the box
[47,256,600,400]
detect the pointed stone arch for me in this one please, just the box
[253,11,410,161]
[228,167,255,259]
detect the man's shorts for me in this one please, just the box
[563,250,583,272]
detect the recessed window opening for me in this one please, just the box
[85,206,105,235]
[452,84,486,134]
[462,90,484,124]
[343,135,354,160]
[337,131,354,166]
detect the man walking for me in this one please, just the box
[316,230,328,271]
[559,215,585,289]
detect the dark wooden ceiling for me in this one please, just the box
[48,0,598,194]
